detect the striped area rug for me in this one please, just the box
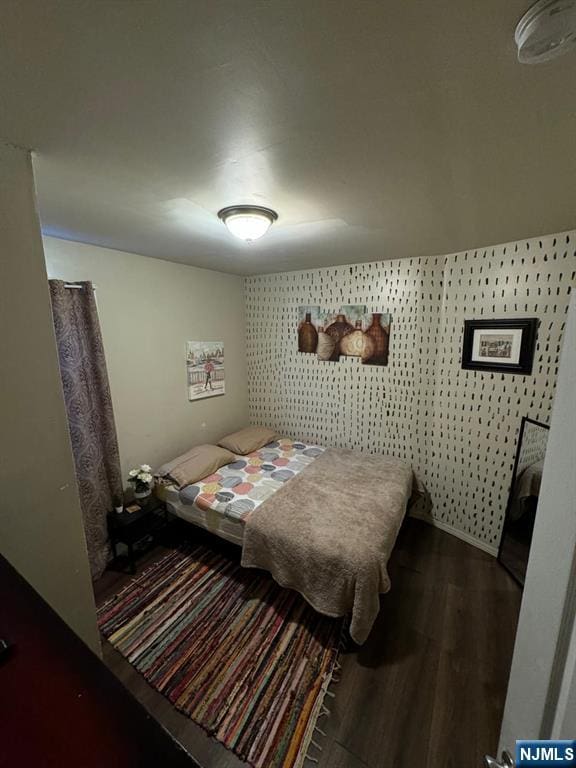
[97,545,342,768]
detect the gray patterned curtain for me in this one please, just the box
[49,280,123,580]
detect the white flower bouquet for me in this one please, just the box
[127,464,154,496]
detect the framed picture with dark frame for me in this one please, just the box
[461,318,538,374]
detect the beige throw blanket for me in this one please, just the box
[241,448,413,644]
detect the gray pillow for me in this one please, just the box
[218,426,280,455]
[155,444,235,489]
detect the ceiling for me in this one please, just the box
[1,0,575,276]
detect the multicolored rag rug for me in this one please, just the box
[97,545,342,768]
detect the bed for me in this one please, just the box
[160,436,414,644]
[162,437,326,545]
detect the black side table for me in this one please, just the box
[107,496,168,574]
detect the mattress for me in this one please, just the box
[165,437,325,545]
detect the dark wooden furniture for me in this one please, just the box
[0,554,199,768]
[108,496,169,574]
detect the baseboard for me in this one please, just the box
[409,510,499,557]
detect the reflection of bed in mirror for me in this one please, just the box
[498,417,549,585]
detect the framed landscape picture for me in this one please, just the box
[461,318,538,374]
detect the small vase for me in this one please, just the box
[134,488,151,500]
[298,312,319,353]
[364,313,389,364]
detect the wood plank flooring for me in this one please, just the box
[94,518,521,768]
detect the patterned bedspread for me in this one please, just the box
[177,438,325,521]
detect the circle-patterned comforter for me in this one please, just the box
[178,438,325,521]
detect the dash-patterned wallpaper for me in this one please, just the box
[245,231,575,553]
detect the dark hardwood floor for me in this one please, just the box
[94,518,521,768]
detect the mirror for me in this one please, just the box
[498,417,550,586]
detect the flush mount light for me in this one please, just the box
[515,0,576,63]
[218,205,278,242]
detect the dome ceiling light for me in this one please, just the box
[515,0,576,63]
[218,205,278,242]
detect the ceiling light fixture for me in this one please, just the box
[515,0,576,63]
[218,205,278,242]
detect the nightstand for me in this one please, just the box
[107,496,168,574]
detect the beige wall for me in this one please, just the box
[0,143,100,653]
[44,237,249,479]
[245,231,576,553]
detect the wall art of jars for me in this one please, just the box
[324,313,354,359]
[316,330,337,361]
[363,312,390,365]
[298,311,319,353]
[340,329,376,361]
[297,306,391,365]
